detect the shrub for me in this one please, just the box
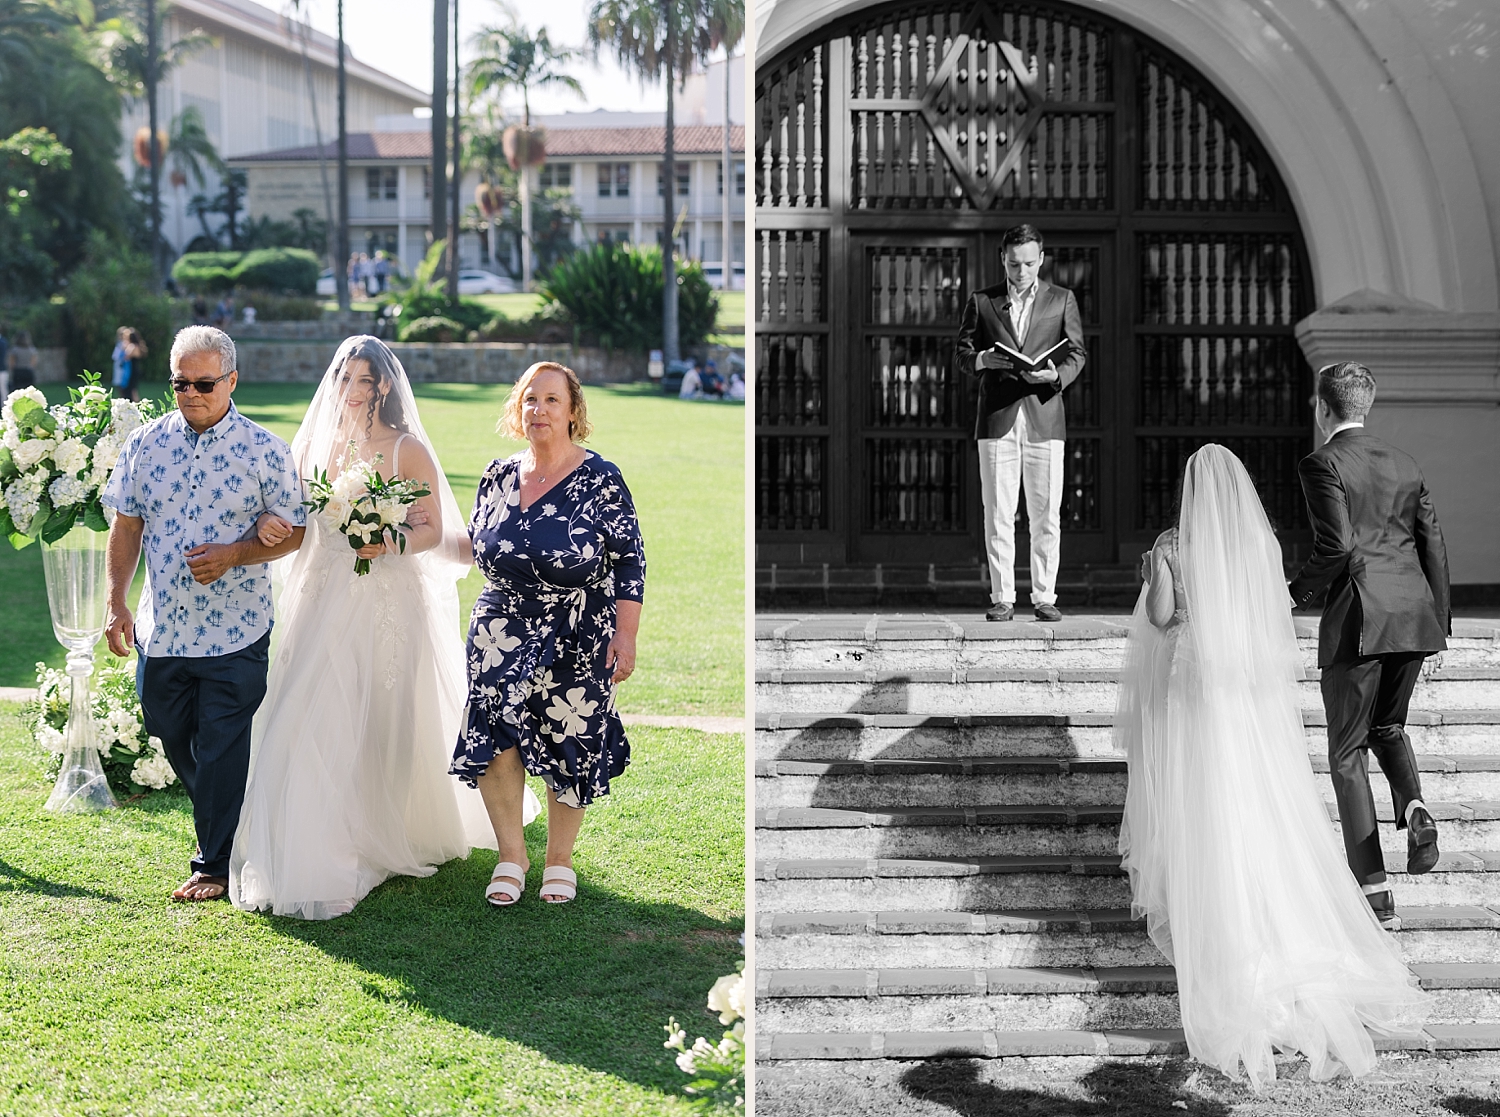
[171,247,322,295]
[390,292,490,333]
[399,316,466,343]
[64,233,173,382]
[231,247,321,295]
[540,242,718,352]
[0,299,66,348]
[172,251,240,294]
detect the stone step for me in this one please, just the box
[757,1023,1500,1060]
[755,853,1500,911]
[755,906,1500,968]
[756,710,1500,760]
[755,756,1500,809]
[756,615,1500,673]
[756,667,1500,715]
[755,962,1500,1034]
[754,800,1500,860]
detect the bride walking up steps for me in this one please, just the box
[1117,444,1428,1086]
[230,336,538,921]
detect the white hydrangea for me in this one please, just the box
[6,473,45,534]
[11,437,55,472]
[51,437,90,477]
[110,397,144,435]
[2,426,18,452]
[92,432,121,473]
[102,707,143,751]
[131,752,176,790]
[36,724,65,754]
[2,386,47,427]
[48,474,90,508]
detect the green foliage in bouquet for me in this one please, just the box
[303,443,432,575]
[540,242,719,353]
[30,659,177,796]
[663,962,746,1111]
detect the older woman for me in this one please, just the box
[452,362,645,906]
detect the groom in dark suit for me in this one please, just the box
[1289,361,1450,929]
[956,224,1087,622]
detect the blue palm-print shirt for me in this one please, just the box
[102,403,305,658]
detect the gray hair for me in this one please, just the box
[1316,361,1377,422]
[170,325,236,376]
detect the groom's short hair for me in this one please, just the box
[170,325,236,377]
[1316,361,1376,422]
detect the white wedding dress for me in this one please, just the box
[1116,445,1429,1088]
[230,338,536,920]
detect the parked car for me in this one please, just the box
[316,269,336,296]
[457,269,518,295]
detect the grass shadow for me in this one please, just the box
[899,1059,1233,1117]
[0,856,121,902]
[256,848,742,1094]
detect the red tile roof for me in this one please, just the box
[232,125,746,163]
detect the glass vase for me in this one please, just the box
[41,521,117,812]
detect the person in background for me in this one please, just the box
[242,305,257,326]
[677,359,702,401]
[0,322,10,398]
[213,294,235,329]
[727,370,746,401]
[700,359,726,398]
[112,327,131,394]
[192,296,209,325]
[9,330,38,390]
[374,251,390,294]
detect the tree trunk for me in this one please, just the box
[446,0,460,301]
[336,0,350,311]
[521,170,532,293]
[662,0,679,364]
[431,0,448,285]
[146,0,162,287]
[722,48,732,291]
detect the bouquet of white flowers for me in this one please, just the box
[304,441,432,575]
[663,962,746,1110]
[0,373,155,548]
[31,659,177,794]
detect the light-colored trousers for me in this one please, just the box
[978,409,1064,606]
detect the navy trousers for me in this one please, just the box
[136,632,270,878]
[1321,651,1427,888]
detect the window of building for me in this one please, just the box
[539,163,572,189]
[422,167,431,200]
[657,163,691,197]
[366,167,397,200]
[598,163,630,197]
[717,159,747,196]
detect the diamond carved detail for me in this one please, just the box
[918,13,1056,209]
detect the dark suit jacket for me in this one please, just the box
[955,279,1087,441]
[1288,427,1450,667]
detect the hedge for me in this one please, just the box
[172,247,321,295]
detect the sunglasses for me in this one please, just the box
[170,372,232,394]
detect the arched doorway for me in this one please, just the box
[754,0,1315,587]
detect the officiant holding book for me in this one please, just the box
[957,224,1087,621]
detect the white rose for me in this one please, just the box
[707,973,744,1025]
[3,386,46,426]
[376,499,405,526]
[331,470,364,501]
[12,438,55,471]
[322,496,352,527]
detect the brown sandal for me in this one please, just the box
[172,872,229,902]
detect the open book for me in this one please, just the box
[989,337,1071,375]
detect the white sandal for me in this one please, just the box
[486,861,527,906]
[540,865,577,904]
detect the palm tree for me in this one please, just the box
[0,0,67,83]
[588,0,741,362]
[467,19,582,293]
[166,103,222,191]
[94,0,213,284]
[285,0,336,299]
[706,6,742,292]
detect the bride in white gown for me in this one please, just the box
[229,335,538,919]
[1116,443,1428,1088]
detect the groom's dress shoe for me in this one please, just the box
[1407,807,1440,875]
[1366,889,1400,931]
[1033,603,1063,622]
[985,603,1014,622]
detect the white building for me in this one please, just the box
[121,0,426,254]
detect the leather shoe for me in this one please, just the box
[1407,806,1440,875]
[1033,603,1063,622]
[985,603,1014,622]
[1366,888,1400,931]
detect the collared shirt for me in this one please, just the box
[1007,281,1040,343]
[1328,420,1364,438]
[102,403,305,658]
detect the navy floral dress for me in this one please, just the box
[451,451,646,807]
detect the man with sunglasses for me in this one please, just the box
[102,326,307,903]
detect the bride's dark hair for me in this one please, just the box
[338,335,411,436]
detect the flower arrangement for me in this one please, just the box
[31,659,176,794]
[303,441,431,575]
[0,375,154,547]
[664,962,745,1110]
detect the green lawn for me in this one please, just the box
[0,383,745,1114]
[3,383,745,719]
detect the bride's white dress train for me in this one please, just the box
[1116,446,1429,1088]
[229,513,501,919]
